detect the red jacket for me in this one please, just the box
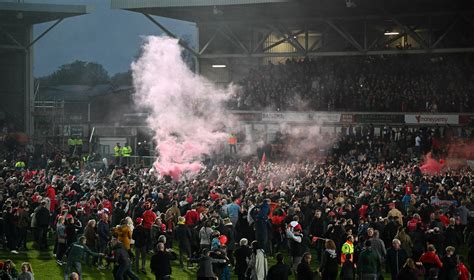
[457,263,469,280]
[407,218,421,232]
[184,209,200,226]
[419,251,443,268]
[142,209,157,230]
[46,185,57,212]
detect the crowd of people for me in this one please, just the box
[232,54,474,112]
[0,123,472,280]
[0,127,474,280]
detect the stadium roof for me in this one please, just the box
[0,2,92,25]
[111,0,473,23]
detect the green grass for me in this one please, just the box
[6,240,463,280]
[0,241,197,280]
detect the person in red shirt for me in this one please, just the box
[457,256,471,280]
[407,214,422,232]
[46,184,57,212]
[419,244,443,276]
[142,202,157,250]
[184,204,200,226]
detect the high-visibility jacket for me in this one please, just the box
[67,138,75,146]
[122,145,132,157]
[83,155,90,162]
[228,134,237,145]
[75,138,83,146]
[341,240,354,263]
[15,161,26,168]
[114,145,122,157]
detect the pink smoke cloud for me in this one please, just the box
[132,36,236,180]
[420,153,445,175]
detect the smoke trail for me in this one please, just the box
[132,36,235,181]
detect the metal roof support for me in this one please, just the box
[304,26,309,52]
[216,25,248,54]
[267,24,304,52]
[431,17,460,48]
[199,29,217,55]
[199,47,474,59]
[252,29,272,53]
[0,26,25,49]
[262,30,304,52]
[389,16,429,49]
[26,18,63,49]
[221,24,249,54]
[0,44,24,50]
[143,13,199,57]
[277,24,305,52]
[325,20,363,51]
[308,36,322,52]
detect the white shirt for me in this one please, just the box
[415,136,421,147]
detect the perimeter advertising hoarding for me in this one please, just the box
[355,114,404,124]
[459,115,474,125]
[261,112,341,123]
[404,114,459,125]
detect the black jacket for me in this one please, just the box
[175,224,192,250]
[111,243,130,266]
[396,267,419,280]
[132,225,148,248]
[297,261,314,280]
[35,206,50,227]
[150,251,172,278]
[267,262,291,280]
[387,248,408,277]
[234,245,252,275]
[111,208,126,227]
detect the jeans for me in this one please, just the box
[56,242,67,261]
[135,246,147,271]
[17,227,27,249]
[221,266,230,280]
[64,261,82,280]
[115,263,139,280]
[37,226,48,249]
[291,256,302,272]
